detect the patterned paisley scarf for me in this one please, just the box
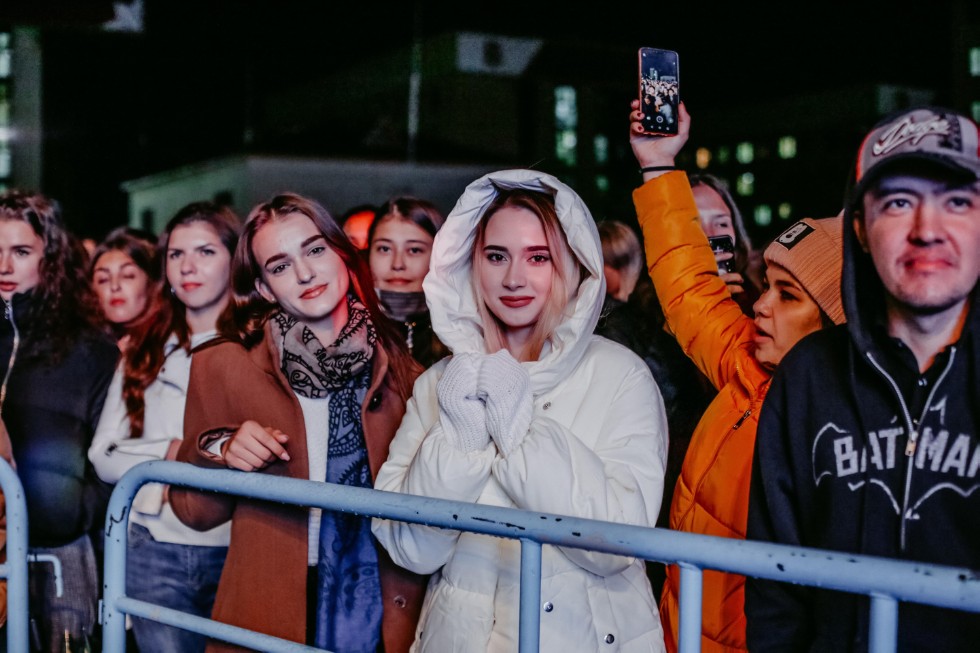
[272,295,383,653]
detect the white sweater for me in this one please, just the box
[89,331,230,546]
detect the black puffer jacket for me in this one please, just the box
[0,292,118,547]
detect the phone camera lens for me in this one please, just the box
[656,116,664,123]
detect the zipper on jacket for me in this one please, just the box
[1,299,20,410]
[732,409,751,430]
[866,348,956,550]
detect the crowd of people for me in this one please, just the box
[640,77,679,133]
[0,101,976,653]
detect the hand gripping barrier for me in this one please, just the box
[101,461,980,653]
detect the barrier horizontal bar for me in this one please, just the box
[117,597,322,652]
[111,461,980,613]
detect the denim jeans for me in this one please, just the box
[28,533,99,652]
[126,523,228,653]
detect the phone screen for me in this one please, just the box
[638,48,680,136]
[708,235,736,274]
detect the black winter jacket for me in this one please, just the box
[0,292,118,547]
[745,203,980,651]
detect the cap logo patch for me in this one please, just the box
[872,115,953,157]
[776,222,814,250]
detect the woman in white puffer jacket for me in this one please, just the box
[372,169,668,652]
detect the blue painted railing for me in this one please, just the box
[0,458,30,652]
[101,461,980,653]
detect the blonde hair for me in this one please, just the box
[471,188,582,362]
[597,221,643,300]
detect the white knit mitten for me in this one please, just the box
[477,349,533,457]
[437,353,490,453]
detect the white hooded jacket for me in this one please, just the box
[372,169,668,652]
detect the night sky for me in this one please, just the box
[0,0,970,236]
[3,0,963,105]
[249,1,960,106]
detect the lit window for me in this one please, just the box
[736,142,754,164]
[736,172,755,196]
[754,205,772,227]
[555,87,578,126]
[0,33,9,79]
[696,147,711,169]
[971,47,980,76]
[778,203,792,219]
[716,146,731,165]
[778,136,797,159]
[595,174,609,192]
[554,86,578,166]
[557,130,577,164]
[0,127,10,145]
[0,146,10,178]
[594,134,609,165]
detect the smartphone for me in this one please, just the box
[708,235,736,274]
[638,47,680,136]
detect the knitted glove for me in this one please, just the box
[437,353,490,453]
[477,349,533,458]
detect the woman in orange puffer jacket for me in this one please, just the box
[629,102,846,652]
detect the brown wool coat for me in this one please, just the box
[170,325,426,653]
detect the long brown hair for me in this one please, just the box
[122,202,241,438]
[233,192,416,394]
[0,190,103,362]
[471,188,582,362]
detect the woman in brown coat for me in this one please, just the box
[171,193,426,653]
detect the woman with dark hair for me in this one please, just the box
[688,173,762,315]
[372,170,669,651]
[89,202,240,652]
[630,102,845,652]
[0,189,118,651]
[368,196,449,368]
[170,192,427,652]
[89,226,158,350]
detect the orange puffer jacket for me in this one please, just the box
[633,172,771,653]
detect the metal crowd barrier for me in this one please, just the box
[0,458,29,652]
[101,461,980,653]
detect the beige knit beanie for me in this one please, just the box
[763,216,845,325]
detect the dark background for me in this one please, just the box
[0,0,970,238]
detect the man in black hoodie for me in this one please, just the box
[746,106,980,652]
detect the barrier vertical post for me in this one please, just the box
[677,563,703,653]
[0,460,28,652]
[101,470,137,652]
[868,594,899,653]
[518,539,542,653]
